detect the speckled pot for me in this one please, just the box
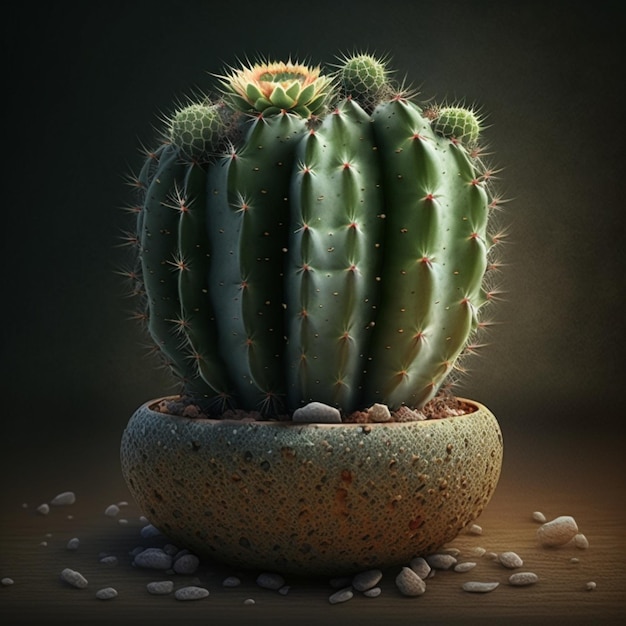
[120,397,502,576]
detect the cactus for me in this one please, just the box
[124,53,504,416]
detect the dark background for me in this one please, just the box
[1,0,624,486]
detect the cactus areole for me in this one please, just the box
[121,53,506,576]
[123,53,504,419]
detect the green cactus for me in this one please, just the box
[125,54,503,416]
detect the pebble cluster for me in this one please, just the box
[3,492,599,607]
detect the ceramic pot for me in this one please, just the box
[120,397,502,576]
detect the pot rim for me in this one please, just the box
[138,395,488,428]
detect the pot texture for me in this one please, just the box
[121,398,502,576]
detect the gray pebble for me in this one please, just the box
[363,586,382,598]
[140,524,163,539]
[256,572,285,590]
[352,569,382,592]
[498,551,523,569]
[454,561,477,573]
[328,587,354,604]
[51,492,76,506]
[243,598,256,605]
[426,553,457,570]
[1,577,14,586]
[146,581,174,595]
[537,515,578,547]
[395,567,426,597]
[222,576,241,588]
[586,581,597,591]
[173,554,200,575]
[133,548,173,570]
[36,503,50,515]
[95,587,118,600]
[466,523,483,535]
[462,581,499,593]
[293,402,342,424]
[174,586,209,601]
[532,511,547,523]
[278,585,290,595]
[409,557,431,579]
[60,568,88,589]
[508,572,539,586]
[104,504,120,517]
[99,556,118,567]
[66,538,80,551]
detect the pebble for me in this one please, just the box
[585,581,597,591]
[574,533,589,549]
[60,568,88,589]
[95,587,118,600]
[173,554,200,575]
[104,504,120,517]
[328,587,354,604]
[174,586,209,601]
[363,587,382,598]
[292,402,342,424]
[532,511,547,523]
[466,524,483,535]
[256,572,285,590]
[409,557,431,579]
[278,586,290,595]
[51,492,76,506]
[146,581,174,595]
[426,553,457,570]
[570,557,580,564]
[498,551,524,569]
[367,403,391,422]
[36,504,50,515]
[462,581,499,593]
[2,577,14,586]
[469,547,487,557]
[454,561,477,573]
[508,572,539,586]
[133,548,173,570]
[99,556,118,567]
[352,569,382,592]
[140,524,163,539]
[243,598,256,605]
[222,576,241,588]
[66,538,80,551]
[537,515,578,547]
[395,567,426,597]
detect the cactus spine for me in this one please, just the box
[125,54,503,416]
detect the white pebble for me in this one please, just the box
[133,548,173,570]
[454,562,477,573]
[66,538,80,551]
[51,492,76,506]
[426,553,457,570]
[40,541,48,547]
[462,581,499,593]
[363,587,381,598]
[570,557,580,564]
[469,547,487,557]
[60,568,88,589]
[139,516,149,524]
[395,567,426,597]
[173,554,200,575]
[508,572,539,586]
[36,504,50,515]
[352,569,382,592]
[256,572,285,590]
[99,556,118,567]
[2,577,14,586]
[243,598,256,605]
[293,401,342,423]
[117,501,129,507]
[146,581,174,595]
[328,587,354,604]
[537,516,578,547]
[532,511,547,523]
[466,523,483,535]
[498,551,524,569]
[174,586,209,601]
[222,576,241,588]
[367,403,391,422]
[585,581,597,591]
[104,504,120,517]
[96,587,118,600]
[409,557,431,579]
[118,518,128,525]
[574,533,589,549]
[140,524,163,539]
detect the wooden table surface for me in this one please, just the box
[1,424,624,626]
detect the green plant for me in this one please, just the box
[123,53,504,416]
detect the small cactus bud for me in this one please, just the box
[169,102,226,159]
[431,106,482,145]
